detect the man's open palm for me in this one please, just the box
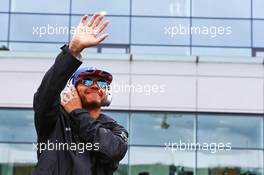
[69,13,109,56]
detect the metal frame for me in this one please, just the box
[0,0,264,56]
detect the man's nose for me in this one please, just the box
[90,81,100,89]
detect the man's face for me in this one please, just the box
[76,75,107,109]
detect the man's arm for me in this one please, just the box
[69,109,128,163]
[33,46,82,143]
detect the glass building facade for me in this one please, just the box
[1,0,264,56]
[0,108,263,175]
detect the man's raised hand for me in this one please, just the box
[69,13,110,57]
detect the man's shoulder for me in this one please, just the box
[98,113,117,124]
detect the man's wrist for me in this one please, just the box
[69,43,82,57]
[75,53,82,60]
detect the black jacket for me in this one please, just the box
[31,45,128,175]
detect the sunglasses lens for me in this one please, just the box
[82,79,93,86]
[97,80,108,88]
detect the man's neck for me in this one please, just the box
[87,107,101,119]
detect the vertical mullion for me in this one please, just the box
[189,0,192,56]
[7,0,12,49]
[68,0,73,43]
[250,0,254,56]
[128,0,132,54]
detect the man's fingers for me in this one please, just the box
[92,15,104,29]
[61,100,66,106]
[87,12,100,27]
[72,88,79,97]
[69,85,77,94]
[62,94,70,101]
[97,20,109,33]
[96,33,109,44]
[61,95,68,105]
[69,85,76,94]
[62,90,73,101]
[79,15,88,26]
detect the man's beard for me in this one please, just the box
[80,94,101,109]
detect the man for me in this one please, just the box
[31,12,128,175]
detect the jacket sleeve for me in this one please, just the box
[33,45,82,143]
[69,108,128,164]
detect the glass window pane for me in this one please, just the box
[192,0,250,18]
[101,48,128,54]
[0,109,36,142]
[0,0,9,12]
[10,14,69,42]
[253,20,264,47]
[192,19,250,47]
[255,51,264,57]
[130,147,195,175]
[131,112,195,145]
[103,111,129,130]
[114,152,128,175]
[132,17,190,45]
[71,16,129,44]
[131,46,190,55]
[192,47,252,57]
[0,143,37,175]
[132,0,190,16]
[9,42,64,52]
[197,150,263,175]
[253,0,264,18]
[0,14,8,40]
[0,143,37,163]
[72,0,129,15]
[198,114,263,149]
[0,42,8,51]
[11,0,70,13]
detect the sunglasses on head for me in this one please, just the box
[80,78,108,88]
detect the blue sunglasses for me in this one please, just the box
[80,78,108,88]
